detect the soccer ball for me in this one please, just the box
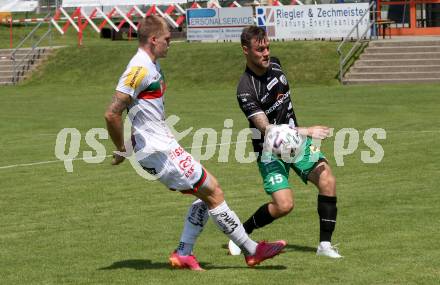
[264,124,302,158]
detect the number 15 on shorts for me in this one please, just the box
[269,174,284,185]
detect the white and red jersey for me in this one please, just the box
[116,48,173,152]
[115,48,207,191]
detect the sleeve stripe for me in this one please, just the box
[247,111,265,119]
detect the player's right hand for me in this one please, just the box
[112,151,125,165]
[111,141,133,165]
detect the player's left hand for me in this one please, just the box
[307,126,331,140]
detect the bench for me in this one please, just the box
[376,19,394,39]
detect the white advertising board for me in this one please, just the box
[0,0,38,12]
[256,3,370,40]
[186,7,253,42]
[62,0,186,7]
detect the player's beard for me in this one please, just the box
[261,57,270,68]
[255,56,270,71]
[158,48,168,58]
[247,55,269,74]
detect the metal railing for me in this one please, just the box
[337,1,376,83]
[11,12,53,85]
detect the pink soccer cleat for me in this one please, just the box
[245,240,287,267]
[169,251,204,271]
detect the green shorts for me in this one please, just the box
[257,137,326,195]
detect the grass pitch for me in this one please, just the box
[0,34,439,285]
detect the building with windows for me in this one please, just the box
[377,0,440,35]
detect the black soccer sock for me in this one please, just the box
[317,195,337,242]
[243,203,276,234]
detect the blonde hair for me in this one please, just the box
[138,15,169,45]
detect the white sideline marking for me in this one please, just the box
[0,140,249,170]
[0,156,111,170]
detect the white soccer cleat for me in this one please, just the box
[316,242,343,259]
[228,240,242,256]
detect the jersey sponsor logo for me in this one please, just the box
[170,147,195,178]
[265,92,290,115]
[152,73,161,82]
[179,155,193,171]
[170,147,196,178]
[124,66,148,89]
[243,102,259,113]
[178,155,196,178]
[238,92,252,103]
[170,146,185,160]
[239,92,251,97]
[267,77,279,91]
[280,75,287,85]
[276,93,284,101]
[261,92,270,102]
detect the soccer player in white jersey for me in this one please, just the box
[104,15,287,271]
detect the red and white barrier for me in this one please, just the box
[229,1,242,7]
[3,1,306,47]
[53,3,191,36]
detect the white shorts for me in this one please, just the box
[137,140,207,192]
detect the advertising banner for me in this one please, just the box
[256,3,370,40]
[62,0,186,7]
[186,7,253,42]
